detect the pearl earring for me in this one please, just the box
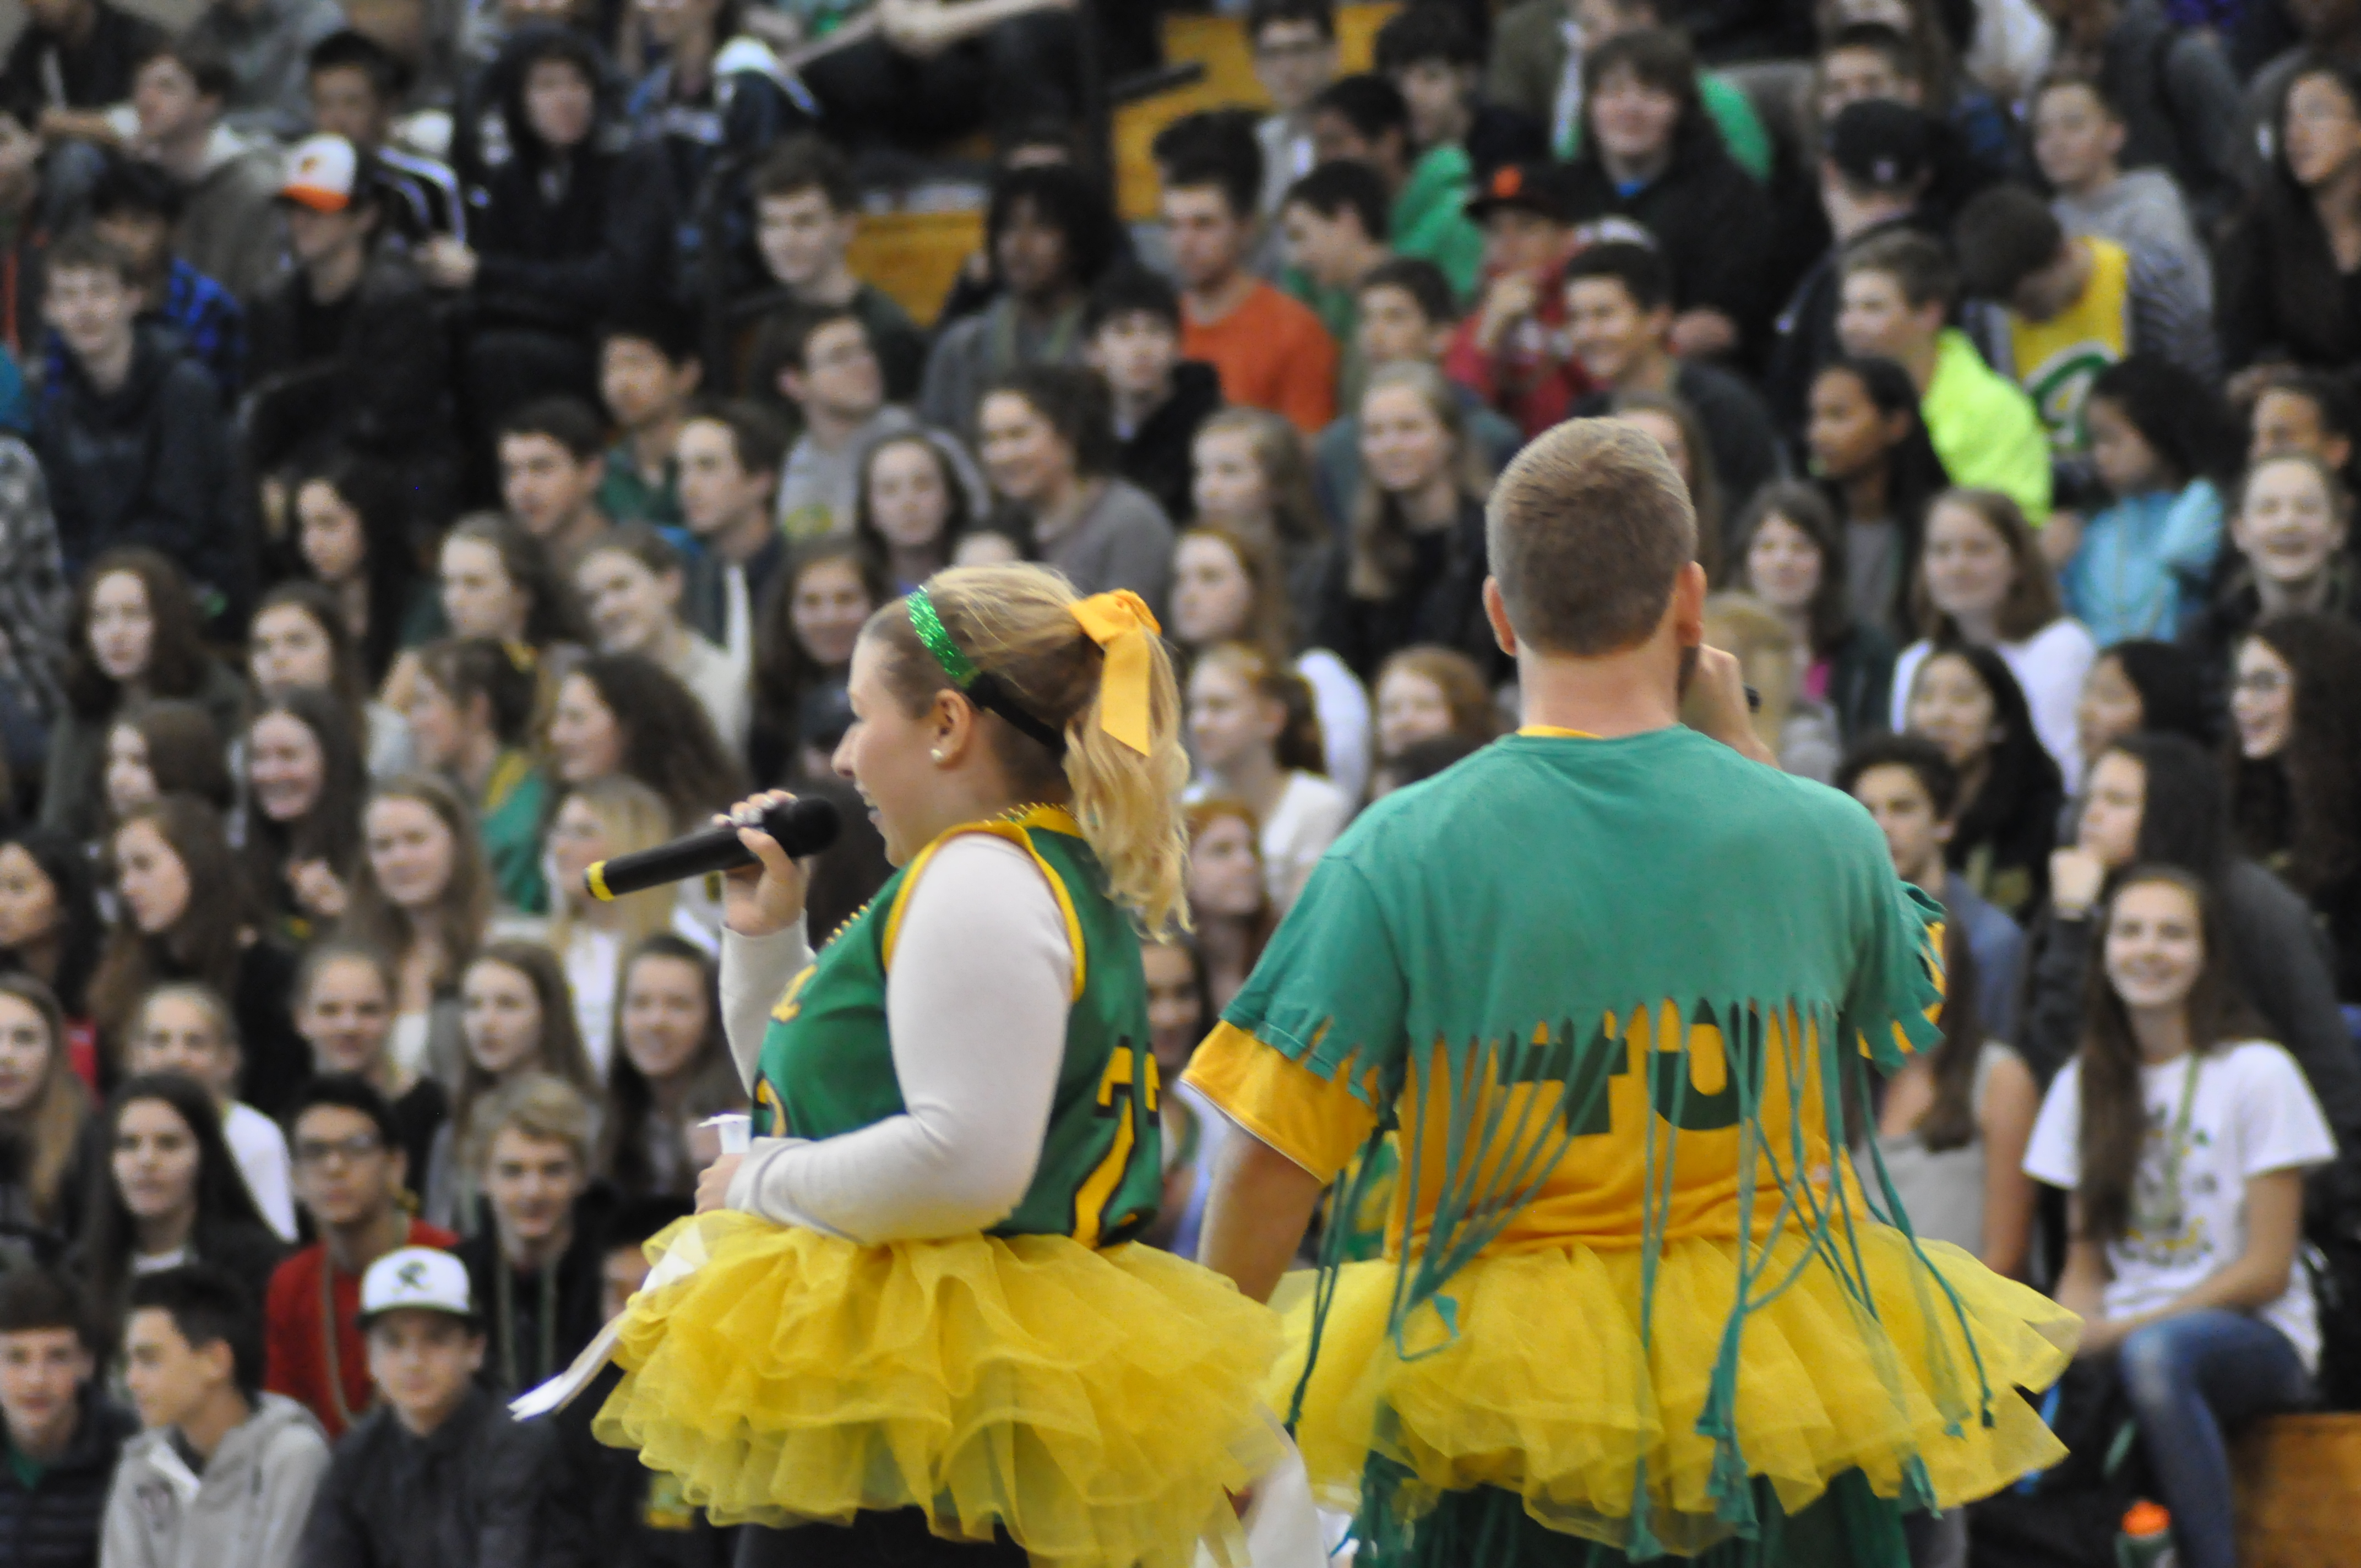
[931,748,945,761]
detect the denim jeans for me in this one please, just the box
[2116,1309,2313,1568]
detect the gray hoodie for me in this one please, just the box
[99,1392,330,1568]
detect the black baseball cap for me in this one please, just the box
[1465,161,1580,224]
[1826,100,1937,192]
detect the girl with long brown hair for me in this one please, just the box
[542,776,699,1070]
[2025,866,2336,1568]
[407,638,551,916]
[337,775,494,1090]
[1183,643,1348,914]
[1184,796,1278,1016]
[601,933,742,1200]
[238,687,371,938]
[425,940,600,1234]
[0,975,96,1255]
[1189,406,1334,635]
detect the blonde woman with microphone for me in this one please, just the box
[591,564,1282,1568]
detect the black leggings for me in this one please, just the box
[733,1509,1031,1568]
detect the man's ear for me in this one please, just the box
[1934,815,1956,847]
[1483,576,1520,657]
[1667,559,1708,649]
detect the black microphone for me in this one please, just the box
[584,795,842,901]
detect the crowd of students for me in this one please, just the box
[0,0,2351,1560]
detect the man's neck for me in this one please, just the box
[803,399,876,452]
[394,1389,467,1440]
[545,504,608,565]
[1830,192,1912,245]
[1900,334,1941,394]
[1110,376,1172,434]
[151,124,215,184]
[307,242,367,306]
[2060,165,2118,204]
[1903,857,1949,900]
[10,1398,79,1464]
[1516,641,1682,739]
[503,1216,573,1275]
[629,413,683,480]
[1614,342,1675,395]
[176,1385,252,1463]
[790,262,859,308]
[1841,464,1892,525]
[1185,268,1258,326]
[324,1204,409,1277]
[79,331,135,394]
[706,506,774,565]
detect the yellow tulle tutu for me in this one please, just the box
[593,1212,1285,1568]
[1276,1229,2079,1558]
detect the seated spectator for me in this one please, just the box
[1190,408,1337,636]
[1315,256,1524,521]
[1901,641,2064,917]
[127,40,286,306]
[0,977,95,1256]
[2072,640,2209,781]
[1248,0,1340,222]
[746,540,886,789]
[239,685,369,935]
[595,310,703,531]
[407,639,550,917]
[431,513,592,667]
[300,1245,556,1568]
[35,233,239,613]
[1277,160,1394,399]
[763,307,913,541]
[92,797,306,1115]
[0,0,161,157]
[978,364,1177,613]
[263,1075,456,1440]
[1161,116,1338,437]
[456,1072,606,1392]
[741,135,924,401]
[2020,733,2361,1143]
[290,940,448,1199]
[1087,265,1221,524]
[2185,453,2358,676]
[1318,361,1498,681]
[1805,355,1951,641]
[251,575,412,783]
[1185,643,1351,913]
[1184,799,1279,1014]
[108,1265,328,1568]
[853,432,973,594]
[1487,0,1774,173]
[1812,19,2012,195]
[246,135,453,502]
[37,553,244,844]
[602,934,739,1201]
[431,945,599,1234]
[674,400,790,669]
[546,656,745,830]
[1565,241,1781,530]
[1841,733,2027,1047]
[918,164,1118,440]
[2057,356,2232,645]
[1603,389,1726,578]
[179,0,341,142]
[0,837,104,1080]
[75,1076,285,1338]
[339,775,495,1087]
[1558,30,1775,358]
[2023,869,2334,1568]
[0,1268,133,1567]
[1892,488,2096,785]
[543,777,705,1066]
[575,527,745,752]
[1441,161,1585,438]
[1171,522,1370,807]
[1952,184,2218,465]
[99,700,234,834]
[1307,73,1485,300]
[425,26,667,442]
[2028,72,2212,306]
[127,983,297,1242]
[2228,613,2361,1001]
[1702,591,1842,780]
[1837,230,2052,521]
[304,30,463,245]
[2035,0,2245,225]
[1373,2,1544,181]
[2248,369,2358,479]
[1372,644,1497,774]
[497,398,612,582]
[77,154,243,401]
[1732,481,1896,745]
[289,452,428,691]
[2221,60,2361,379]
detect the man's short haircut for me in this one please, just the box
[1358,255,1455,326]
[1085,262,1182,335]
[0,1268,95,1354]
[133,37,237,103]
[1560,240,1672,313]
[1374,2,1482,72]
[1312,74,1412,144]
[1834,732,1962,821]
[2259,367,2361,443]
[1486,420,1697,655]
[683,399,790,478]
[1824,20,1922,83]
[1283,160,1392,243]
[1841,228,1957,311]
[45,229,138,287]
[497,396,605,462]
[750,303,866,393]
[1952,184,2066,301]
[598,301,700,366]
[127,1266,263,1399]
[88,156,182,224]
[1248,0,1335,40]
[1154,110,1264,219]
[306,28,409,100]
[477,1072,596,1174]
[288,1072,402,1157]
[751,133,858,215]
[2029,67,2121,120]
[1582,28,1699,105]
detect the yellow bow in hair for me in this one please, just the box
[1069,590,1159,755]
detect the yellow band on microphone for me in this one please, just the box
[584,860,614,902]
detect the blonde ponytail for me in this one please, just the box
[873,564,1192,935]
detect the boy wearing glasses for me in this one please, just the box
[261,1076,456,1439]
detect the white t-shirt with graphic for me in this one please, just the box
[2024,1040,2336,1367]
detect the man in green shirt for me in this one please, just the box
[595,308,703,532]
[1486,0,1772,176]
[1309,74,1485,302]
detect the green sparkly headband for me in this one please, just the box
[906,587,1065,755]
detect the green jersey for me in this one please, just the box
[752,807,1165,1247]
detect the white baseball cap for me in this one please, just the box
[357,1246,476,1328]
[280,134,362,213]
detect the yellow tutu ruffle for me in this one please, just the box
[592,1213,1284,1568]
[1277,1229,2079,1558]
